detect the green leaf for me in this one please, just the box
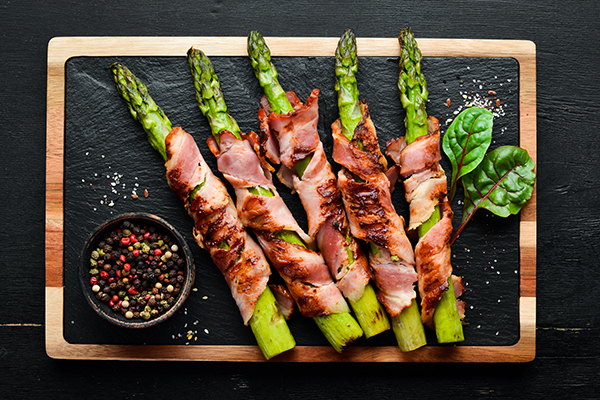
[451,146,535,244]
[442,107,494,202]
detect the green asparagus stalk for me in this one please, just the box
[398,27,464,343]
[334,29,363,140]
[247,31,294,115]
[247,30,309,178]
[110,62,295,360]
[248,31,389,339]
[188,48,363,351]
[187,48,306,247]
[336,28,426,351]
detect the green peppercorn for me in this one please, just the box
[88,220,188,321]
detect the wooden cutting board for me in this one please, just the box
[46,36,536,362]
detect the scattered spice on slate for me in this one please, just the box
[87,220,186,321]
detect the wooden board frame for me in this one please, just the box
[46,36,536,362]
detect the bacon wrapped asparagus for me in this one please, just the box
[187,48,363,352]
[385,28,464,343]
[331,29,426,351]
[247,30,390,338]
[110,63,295,359]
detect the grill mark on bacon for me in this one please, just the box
[338,169,390,248]
[331,101,388,181]
[331,102,417,316]
[212,129,350,318]
[164,127,270,325]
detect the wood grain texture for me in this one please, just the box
[46,36,536,362]
[47,287,535,362]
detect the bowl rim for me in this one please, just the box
[78,212,195,329]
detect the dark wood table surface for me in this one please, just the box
[1,0,598,398]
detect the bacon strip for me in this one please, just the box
[208,130,350,317]
[331,101,417,317]
[259,90,371,303]
[164,126,270,325]
[385,117,465,328]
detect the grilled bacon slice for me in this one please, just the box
[164,126,271,325]
[332,101,418,317]
[259,89,372,303]
[208,129,350,318]
[386,116,464,328]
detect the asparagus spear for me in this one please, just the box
[247,31,390,338]
[335,28,427,352]
[187,48,363,352]
[398,27,464,343]
[247,29,309,179]
[110,62,295,359]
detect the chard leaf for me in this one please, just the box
[451,146,535,244]
[442,107,494,202]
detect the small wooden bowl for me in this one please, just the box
[79,213,195,328]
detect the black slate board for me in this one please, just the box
[63,55,520,348]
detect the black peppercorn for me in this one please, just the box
[88,220,187,321]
